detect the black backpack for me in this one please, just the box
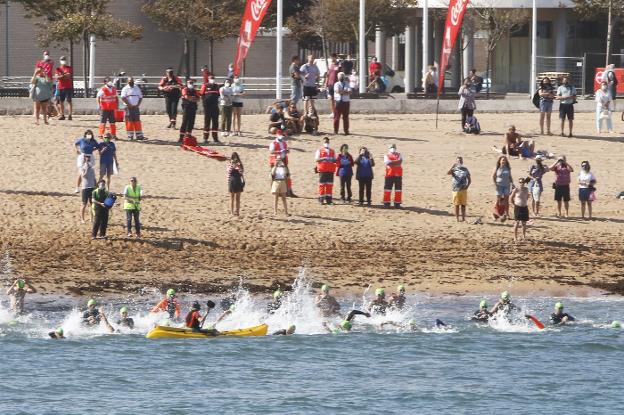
[532,92,540,109]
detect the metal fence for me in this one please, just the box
[535,56,586,95]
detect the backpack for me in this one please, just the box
[532,92,540,109]
[463,116,481,134]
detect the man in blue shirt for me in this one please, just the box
[74,129,99,193]
[98,133,119,189]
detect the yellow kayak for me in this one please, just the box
[146,324,268,339]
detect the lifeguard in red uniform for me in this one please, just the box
[383,144,403,208]
[315,137,337,205]
[96,78,119,139]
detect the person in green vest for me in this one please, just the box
[91,179,110,240]
[124,176,142,238]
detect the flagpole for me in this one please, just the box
[530,0,537,97]
[276,0,283,99]
[422,0,428,80]
[358,0,366,94]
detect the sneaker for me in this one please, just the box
[58,115,65,121]
[67,115,72,121]
[127,233,133,238]
[383,203,390,208]
[394,203,402,209]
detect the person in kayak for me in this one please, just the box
[272,325,296,335]
[472,300,491,322]
[6,278,37,314]
[82,299,102,326]
[323,310,371,333]
[315,284,341,317]
[550,302,575,325]
[388,284,406,310]
[267,288,284,314]
[117,307,135,329]
[151,288,181,320]
[368,288,389,315]
[48,327,65,339]
[489,291,519,317]
[185,301,217,334]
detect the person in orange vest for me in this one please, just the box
[96,77,119,139]
[150,288,181,320]
[268,129,297,198]
[179,79,199,141]
[315,136,337,205]
[383,143,403,208]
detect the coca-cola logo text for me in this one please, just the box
[450,0,469,26]
[251,0,270,22]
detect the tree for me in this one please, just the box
[573,0,624,66]
[143,0,243,77]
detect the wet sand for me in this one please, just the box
[1,112,623,297]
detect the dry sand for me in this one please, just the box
[0,111,623,298]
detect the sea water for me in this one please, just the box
[1,275,623,414]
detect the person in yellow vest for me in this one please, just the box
[315,136,337,205]
[383,144,403,208]
[124,176,142,238]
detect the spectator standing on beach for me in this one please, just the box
[227,152,245,216]
[300,54,320,113]
[458,79,476,129]
[325,53,340,114]
[336,144,354,203]
[96,78,119,140]
[271,158,290,216]
[340,55,354,77]
[510,178,530,241]
[54,55,73,120]
[447,157,471,222]
[80,154,97,223]
[492,156,513,221]
[74,130,99,193]
[289,56,302,104]
[538,77,555,135]
[158,68,183,129]
[578,161,596,220]
[595,81,613,134]
[30,67,53,125]
[315,137,337,205]
[121,77,146,141]
[200,75,221,143]
[368,56,382,83]
[179,79,199,141]
[556,76,576,137]
[468,69,483,93]
[91,179,110,240]
[231,76,245,137]
[35,51,54,78]
[355,147,375,206]
[333,72,351,135]
[124,177,142,238]
[423,66,437,95]
[220,79,234,137]
[528,155,548,216]
[269,129,296,197]
[550,156,573,218]
[98,133,118,189]
[383,144,403,209]
[605,69,618,110]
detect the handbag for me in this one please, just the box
[29,84,36,99]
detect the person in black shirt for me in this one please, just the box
[272,325,296,335]
[550,302,575,325]
[472,300,491,323]
[180,79,199,141]
[117,306,135,329]
[200,76,221,143]
[158,68,183,129]
[91,179,110,240]
[82,299,101,326]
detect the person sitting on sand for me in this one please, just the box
[323,310,371,333]
[510,177,530,241]
[117,307,135,329]
[151,288,181,320]
[267,288,284,314]
[272,325,296,336]
[388,285,407,311]
[82,299,102,326]
[471,300,491,322]
[489,291,518,317]
[303,104,319,135]
[48,327,65,339]
[315,284,341,317]
[268,103,287,134]
[550,302,575,325]
[502,126,535,159]
[368,288,389,315]
[6,279,37,314]
[285,102,304,134]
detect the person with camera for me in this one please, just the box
[578,161,597,220]
[448,156,471,222]
[91,179,111,240]
[550,156,574,218]
[556,76,576,137]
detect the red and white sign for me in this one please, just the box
[233,0,272,76]
[438,0,470,95]
[594,68,624,94]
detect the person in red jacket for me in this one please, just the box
[35,51,54,78]
[383,144,403,208]
[315,136,337,205]
[269,129,297,197]
[55,55,73,120]
[96,78,119,139]
[179,79,200,141]
[368,56,382,82]
[150,288,181,320]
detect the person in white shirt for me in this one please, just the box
[333,72,351,135]
[121,77,145,140]
[219,79,234,137]
[577,161,596,220]
[594,81,613,134]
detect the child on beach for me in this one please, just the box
[510,178,530,241]
[271,157,290,216]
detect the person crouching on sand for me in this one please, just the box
[510,177,530,241]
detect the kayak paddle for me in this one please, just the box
[526,314,545,330]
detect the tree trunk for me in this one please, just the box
[606,0,613,67]
[83,34,89,98]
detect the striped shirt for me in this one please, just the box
[226,161,244,179]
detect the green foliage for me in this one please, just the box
[573,0,624,20]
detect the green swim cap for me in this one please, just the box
[611,320,622,329]
[375,288,385,296]
[120,306,129,314]
[408,319,417,326]
[17,279,26,289]
[273,289,283,299]
[340,320,352,331]
[398,284,406,293]
[501,291,510,301]
[87,299,96,307]
[229,304,237,312]
[321,284,329,292]
[480,300,488,309]
[166,288,176,297]
[555,302,564,310]
[56,327,64,336]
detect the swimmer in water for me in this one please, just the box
[267,288,284,314]
[116,307,135,329]
[550,302,575,325]
[388,284,406,311]
[471,300,491,322]
[82,299,102,326]
[323,310,371,333]
[368,288,389,315]
[272,325,296,335]
[48,327,65,339]
[380,319,418,332]
[151,288,181,320]
[315,284,341,317]
[6,278,37,315]
[489,291,519,317]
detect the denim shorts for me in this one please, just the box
[496,185,510,196]
[539,100,553,113]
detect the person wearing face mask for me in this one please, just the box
[355,147,375,206]
[315,137,337,205]
[96,78,119,140]
[35,50,54,78]
[158,68,184,129]
[54,55,73,120]
[333,72,351,135]
[219,79,234,137]
[91,179,110,240]
[30,67,53,125]
[383,144,403,208]
[538,77,555,135]
[269,129,296,197]
[555,76,576,137]
[80,154,97,223]
[231,77,245,136]
[121,77,146,140]
[594,81,613,134]
[180,79,199,141]
[74,129,100,193]
[578,161,597,220]
[336,144,354,203]
[200,76,221,143]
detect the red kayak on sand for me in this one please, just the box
[182,144,227,160]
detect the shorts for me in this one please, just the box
[529,182,543,202]
[100,109,115,124]
[514,205,530,222]
[82,188,94,204]
[271,180,288,195]
[232,102,243,108]
[539,100,553,113]
[303,86,318,98]
[452,190,468,206]
[327,84,335,97]
[559,103,574,120]
[100,162,114,177]
[59,88,73,103]
[579,187,592,202]
[496,185,511,197]
[554,184,571,202]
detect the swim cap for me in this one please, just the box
[480,300,488,309]
[408,319,417,327]
[56,327,64,336]
[611,320,622,329]
[555,302,563,310]
[120,306,129,314]
[229,305,237,312]
[192,301,201,310]
[340,320,352,331]
[287,325,296,334]
[166,288,176,297]
[375,288,385,296]
[273,289,284,299]
[397,284,405,293]
[501,291,510,301]
[17,279,25,289]
[87,299,96,307]
[321,284,329,292]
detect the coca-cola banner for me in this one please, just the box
[233,0,273,76]
[438,0,470,95]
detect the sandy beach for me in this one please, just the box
[0,111,623,297]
